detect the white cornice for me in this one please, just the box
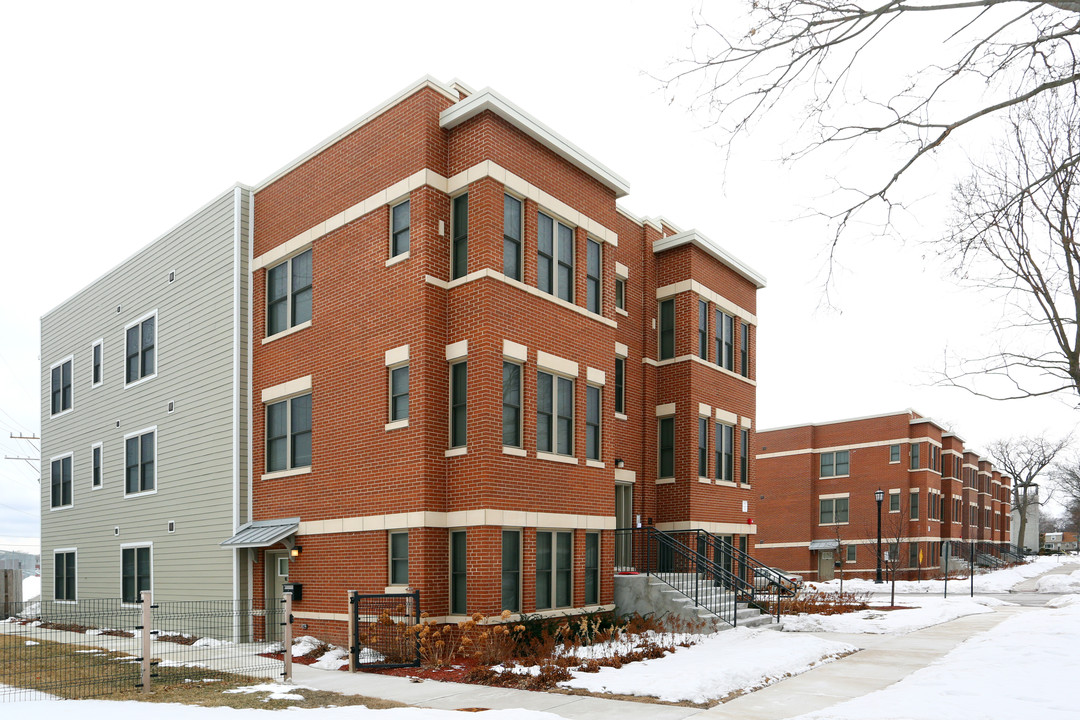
[653,229,767,289]
[439,87,631,198]
[759,409,918,434]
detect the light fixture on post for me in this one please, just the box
[874,488,884,584]
[290,546,302,559]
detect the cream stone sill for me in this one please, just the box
[615,412,628,421]
[385,419,409,431]
[502,446,527,457]
[261,466,312,481]
[714,479,739,488]
[698,476,712,484]
[536,451,578,465]
[262,320,312,345]
[616,307,629,317]
[586,460,605,469]
[385,251,410,267]
[445,447,467,457]
[656,477,675,485]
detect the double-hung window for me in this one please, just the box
[389,531,408,585]
[50,454,72,509]
[125,314,156,384]
[910,443,921,470]
[452,194,469,279]
[586,239,602,314]
[125,429,156,495]
[537,212,574,301]
[266,394,312,472]
[501,529,521,612]
[715,423,734,482]
[890,444,901,463]
[658,416,675,478]
[122,545,151,604]
[389,364,409,422]
[615,277,626,311]
[267,250,312,336]
[450,362,468,448]
[614,357,625,414]
[502,361,521,447]
[92,443,102,489]
[819,497,849,524]
[739,322,749,376]
[698,417,708,477]
[536,530,572,610]
[819,450,850,477]
[51,358,72,415]
[716,311,734,370]
[537,371,573,455]
[391,199,410,257]
[585,385,601,461]
[658,299,675,360]
[91,340,103,387]
[450,530,467,614]
[910,490,920,520]
[698,300,708,359]
[740,428,749,484]
[889,490,900,512]
[54,550,76,601]
[504,195,522,280]
[584,532,600,605]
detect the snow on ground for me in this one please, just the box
[782,596,995,634]
[223,683,309,701]
[22,575,40,601]
[0,700,563,719]
[560,627,855,704]
[790,599,1080,720]
[1035,568,1080,593]
[812,554,1075,595]
[0,683,57,701]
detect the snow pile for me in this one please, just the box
[289,635,322,657]
[0,701,563,719]
[792,600,1080,720]
[813,555,1073,595]
[25,640,39,646]
[310,646,349,670]
[223,683,308,701]
[560,627,856,703]
[191,637,232,649]
[23,575,40,601]
[782,597,993,634]
[1035,569,1080,594]
[1045,594,1080,608]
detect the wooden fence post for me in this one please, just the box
[347,591,358,672]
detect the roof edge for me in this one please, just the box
[653,229,767,289]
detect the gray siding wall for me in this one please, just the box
[40,186,251,603]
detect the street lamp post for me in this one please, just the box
[875,488,884,584]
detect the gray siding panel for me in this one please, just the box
[41,186,251,602]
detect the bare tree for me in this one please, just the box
[863,510,909,606]
[1051,456,1080,549]
[988,434,1071,548]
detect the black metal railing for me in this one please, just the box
[350,591,420,669]
[678,529,801,601]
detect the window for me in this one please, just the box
[54,551,76,601]
[931,445,940,472]
[739,322,749,377]
[452,194,469,280]
[537,371,573,455]
[658,299,675,360]
[122,546,151,604]
[586,385,601,461]
[910,443,921,470]
[715,423,734,482]
[930,493,939,521]
[391,199,410,257]
[890,444,900,463]
[585,532,600,605]
[889,490,900,512]
[92,443,102,489]
[450,362,468,448]
[910,490,920,520]
[389,365,409,421]
[504,195,522,280]
[819,497,849,525]
[502,361,521,447]
[909,543,920,567]
[389,531,408,585]
[125,429,156,495]
[614,357,625,414]
[716,311,733,370]
[267,250,312,336]
[50,455,72,509]
[450,530,467,615]
[92,340,103,387]
[501,530,520,612]
[615,278,626,311]
[266,394,312,472]
[536,530,572,610]
[537,212,573,301]
[846,545,857,563]
[954,497,962,522]
[125,314,157,384]
[698,300,708,359]
[51,358,72,415]
[586,239,602,314]
[658,417,675,478]
[698,417,708,477]
[740,428,749,484]
[819,450,850,477]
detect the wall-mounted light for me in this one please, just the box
[290,546,302,558]
[614,458,624,468]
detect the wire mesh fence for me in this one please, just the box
[351,591,420,669]
[0,594,287,702]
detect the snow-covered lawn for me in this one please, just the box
[1034,568,1080,593]
[781,596,1004,634]
[558,627,855,704]
[790,597,1080,720]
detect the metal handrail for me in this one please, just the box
[685,529,800,599]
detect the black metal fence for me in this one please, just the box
[0,594,286,702]
[350,591,420,669]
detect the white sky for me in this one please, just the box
[2,1,1077,553]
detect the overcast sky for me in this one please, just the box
[2,1,1077,554]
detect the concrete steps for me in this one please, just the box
[613,572,780,631]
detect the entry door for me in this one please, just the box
[266,551,289,641]
[615,484,633,569]
[818,550,835,580]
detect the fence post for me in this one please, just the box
[282,592,293,683]
[141,590,152,694]
[347,591,358,672]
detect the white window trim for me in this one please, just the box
[265,250,313,339]
[264,394,312,474]
[388,362,409,424]
[819,450,850,479]
[49,451,74,511]
[537,369,575,458]
[120,541,153,607]
[585,383,602,462]
[658,414,676,480]
[389,196,411,260]
[502,359,524,449]
[49,354,75,418]
[504,191,525,282]
[818,495,851,526]
[123,309,159,389]
[449,359,468,450]
[535,529,575,611]
[262,319,312,345]
[537,210,577,302]
[91,442,103,491]
[122,425,158,499]
[388,530,409,586]
[53,547,77,604]
[90,338,104,389]
[888,489,901,513]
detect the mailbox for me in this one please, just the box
[282,582,302,601]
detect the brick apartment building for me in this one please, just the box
[41,77,765,642]
[753,410,1013,581]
